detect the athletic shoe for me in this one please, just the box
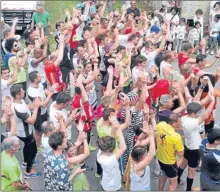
[95,173,101,178]
[178,179,184,185]
[206,50,210,54]
[22,159,38,168]
[89,145,97,152]
[24,171,41,179]
[211,50,214,55]
[196,166,201,172]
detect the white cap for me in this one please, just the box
[116,23,125,30]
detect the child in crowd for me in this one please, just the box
[188,21,202,51]
[194,9,204,37]
[175,18,186,53]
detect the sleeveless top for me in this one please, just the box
[130,166,151,191]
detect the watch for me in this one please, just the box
[215,56,219,59]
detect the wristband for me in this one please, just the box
[215,56,219,59]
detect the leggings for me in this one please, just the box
[18,133,37,173]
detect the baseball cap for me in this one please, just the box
[159,94,172,106]
[150,25,160,33]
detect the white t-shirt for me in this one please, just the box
[41,134,51,153]
[99,45,106,71]
[1,79,12,98]
[49,101,72,139]
[27,84,47,115]
[164,13,180,40]
[160,61,172,79]
[181,116,202,150]
[141,50,157,71]
[193,16,204,36]
[97,150,121,191]
[12,99,33,137]
[118,34,129,47]
[28,56,47,83]
[132,66,139,83]
[210,20,220,37]
[175,25,186,39]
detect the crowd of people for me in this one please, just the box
[1,0,220,191]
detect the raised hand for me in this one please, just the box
[33,97,42,108]
[107,66,114,75]
[76,120,84,132]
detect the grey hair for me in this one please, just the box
[42,121,53,134]
[3,136,20,151]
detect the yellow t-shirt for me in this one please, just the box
[156,121,184,165]
[9,56,27,84]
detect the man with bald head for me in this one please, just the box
[27,37,48,89]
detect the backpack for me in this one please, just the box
[3,53,16,68]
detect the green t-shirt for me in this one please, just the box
[9,56,27,84]
[97,118,118,150]
[1,151,22,191]
[32,11,50,28]
[97,118,112,138]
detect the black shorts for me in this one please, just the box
[184,145,200,168]
[158,160,178,178]
[205,121,214,134]
[34,112,48,133]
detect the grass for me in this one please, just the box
[44,0,121,52]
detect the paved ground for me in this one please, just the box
[7,54,220,191]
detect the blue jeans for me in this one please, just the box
[208,36,218,49]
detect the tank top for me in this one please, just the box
[130,166,151,191]
[178,52,190,68]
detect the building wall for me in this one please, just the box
[180,1,211,25]
[151,1,214,25]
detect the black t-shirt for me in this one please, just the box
[127,7,140,18]
[103,55,114,69]
[60,47,73,70]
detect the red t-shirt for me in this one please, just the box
[184,67,200,79]
[178,52,190,68]
[125,27,132,34]
[69,24,78,49]
[72,95,93,132]
[44,61,65,92]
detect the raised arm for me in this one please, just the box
[54,33,65,66]
[10,17,18,37]
[114,129,127,160]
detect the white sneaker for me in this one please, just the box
[211,50,214,55]
[206,50,210,54]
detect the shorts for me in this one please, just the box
[158,160,178,178]
[205,121,214,134]
[34,112,48,133]
[183,145,200,168]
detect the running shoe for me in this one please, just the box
[24,171,41,179]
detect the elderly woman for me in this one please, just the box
[1,136,31,191]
